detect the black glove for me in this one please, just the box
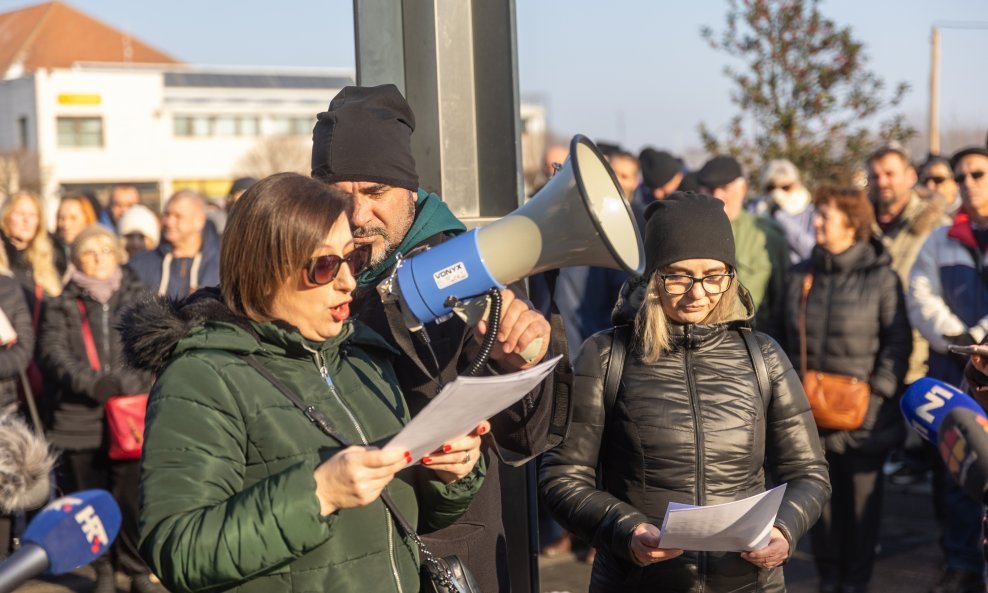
[91,375,123,403]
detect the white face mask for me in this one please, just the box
[771,185,811,215]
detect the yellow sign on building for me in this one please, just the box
[57,94,102,105]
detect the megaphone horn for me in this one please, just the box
[392,134,645,325]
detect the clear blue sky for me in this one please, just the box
[9,0,988,162]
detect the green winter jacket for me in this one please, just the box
[129,294,484,593]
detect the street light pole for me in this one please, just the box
[929,26,940,156]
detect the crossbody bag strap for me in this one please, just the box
[798,270,813,379]
[738,327,770,412]
[31,284,43,332]
[76,299,101,371]
[236,352,461,589]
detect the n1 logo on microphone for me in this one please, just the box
[901,377,986,443]
[434,262,468,289]
[915,384,957,424]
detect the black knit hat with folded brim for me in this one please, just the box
[310,84,419,191]
[643,191,736,278]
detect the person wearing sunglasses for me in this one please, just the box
[908,145,988,593]
[920,155,961,216]
[126,173,486,593]
[540,192,829,593]
[759,159,816,264]
[310,84,555,593]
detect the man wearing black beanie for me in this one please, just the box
[631,148,684,234]
[311,84,554,593]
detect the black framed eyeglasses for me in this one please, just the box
[955,170,986,184]
[305,244,372,285]
[659,272,735,295]
[922,175,948,186]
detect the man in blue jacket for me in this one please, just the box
[128,189,219,299]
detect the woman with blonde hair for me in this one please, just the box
[540,191,830,593]
[1,191,65,312]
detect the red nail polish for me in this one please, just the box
[404,451,413,463]
[422,456,432,464]
[442,444,452,453]
[478,425,488,435]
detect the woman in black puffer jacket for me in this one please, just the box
[782,186,911,593]
[39,224,160,593]
[540,192,830,593]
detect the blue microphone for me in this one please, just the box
[0,489,121,593]
[901,377,986,443]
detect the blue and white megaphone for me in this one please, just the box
[0,489,121,593]
[381,134,644,353]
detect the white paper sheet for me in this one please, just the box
[386,355,561,461]
[658,484,788,552]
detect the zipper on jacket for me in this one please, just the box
[683,324,707,593]
[100,303,111,372]
[302,344,404,593]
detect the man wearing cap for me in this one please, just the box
[630,148,683,232]
[697,155,789,338]
[310,84,554,593]
[908,145,988,593]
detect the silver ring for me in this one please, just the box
[460,452,471,464]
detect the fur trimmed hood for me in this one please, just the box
[119,288,259,375]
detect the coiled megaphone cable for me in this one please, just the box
[465,288,502,376]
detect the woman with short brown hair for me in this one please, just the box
[129,172,487,593]
[783,185,912,593]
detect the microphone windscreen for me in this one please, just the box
[24,490,121,575]
[939,408,988,503]
[901,377,985,443]
[0,414,56,513]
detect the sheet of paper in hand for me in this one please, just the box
[658,483,788,552]
[386,355,561,462]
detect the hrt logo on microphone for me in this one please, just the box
[75,505,109,554]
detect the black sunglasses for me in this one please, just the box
[955,170,986,184]
[765,183,792,193]
[305,244,372,285]
[923,175,948,185]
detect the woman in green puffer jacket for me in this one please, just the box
[122,173,486,593]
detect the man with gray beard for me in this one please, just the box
[310,84,555,593]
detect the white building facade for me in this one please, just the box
[0,63,352,210]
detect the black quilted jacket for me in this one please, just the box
[782,238,912,454]
[539,282,830,593]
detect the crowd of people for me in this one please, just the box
[535,139,988,593]
[0,81,984,593]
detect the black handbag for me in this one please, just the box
[420,552,481,593]
[238,354,482,593]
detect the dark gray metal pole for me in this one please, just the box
[353,2,536,592]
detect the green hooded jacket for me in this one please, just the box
[129,295,484,593]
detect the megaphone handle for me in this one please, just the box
[466,289,502,376]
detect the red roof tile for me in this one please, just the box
[0,1,180,77]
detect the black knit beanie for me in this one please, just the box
[643,191,736,278]
[639,148,681,191]
[310,84,419,191]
